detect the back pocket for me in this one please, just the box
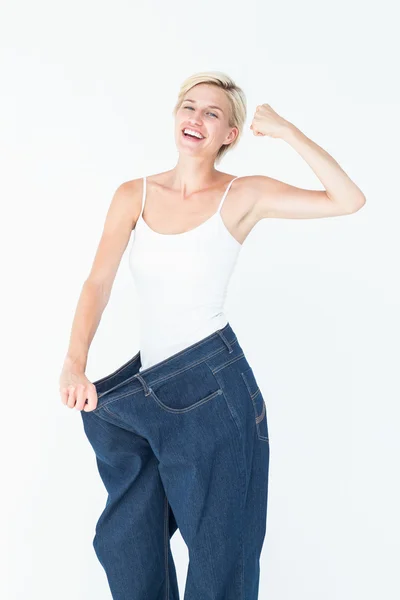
[241,368,269,442]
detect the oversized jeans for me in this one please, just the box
[80,322,270,599]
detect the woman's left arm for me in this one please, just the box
[248,104,366,220]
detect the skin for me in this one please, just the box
[59,83,366,412]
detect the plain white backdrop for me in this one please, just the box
[1,0,399,598]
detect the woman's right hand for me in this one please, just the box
[59,362,98,412]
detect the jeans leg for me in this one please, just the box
[144,352,269,600]
[80,408,180,600]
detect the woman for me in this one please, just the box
[59,71,365,599]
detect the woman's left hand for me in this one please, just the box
[250,104,292,138]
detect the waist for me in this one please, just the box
[138,311,229,372]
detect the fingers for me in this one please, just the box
[60,387,69,406]
[66,385,77,409]
[75,384,88,411]
[83,385,98,412]
[250,123,263,136]
[62,383,98,412]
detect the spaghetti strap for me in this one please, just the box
[140,176,147,218]
[216,176,240,213]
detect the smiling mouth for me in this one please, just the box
[182,129,205,142]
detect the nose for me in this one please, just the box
[188,110,203,126]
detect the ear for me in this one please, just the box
[224,126,239,146]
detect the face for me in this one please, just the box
[175,83,238,159]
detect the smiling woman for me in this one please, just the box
[61,69,365,600]
[172,71,246,164]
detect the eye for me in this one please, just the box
[182,106,217,118]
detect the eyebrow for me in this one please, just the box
[182,99,224,114]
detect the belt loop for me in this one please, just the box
[217,329,233,353]
[134,373,152,396]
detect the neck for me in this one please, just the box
[169,155,221,198]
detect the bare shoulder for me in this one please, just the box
[84,177,144,289]
[235,174,278,204]
[110,177,144,229]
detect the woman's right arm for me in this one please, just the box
[59,178,142,412]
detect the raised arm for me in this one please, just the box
[248,104,366,221]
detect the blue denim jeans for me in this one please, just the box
[80,322,270,599]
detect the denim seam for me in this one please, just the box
[255,397,265,423]
[241,370,260,398]
[252,395,269,442]
[211,353,245,374]
[241,371,269,443]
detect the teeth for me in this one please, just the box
[183,128,204,139]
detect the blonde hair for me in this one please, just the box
[172,71,247,165]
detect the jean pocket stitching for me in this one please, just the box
[149,387,223,413]
[241,370,269,442]
[255,396,265,424]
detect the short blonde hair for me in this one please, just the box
[172,71,247,165]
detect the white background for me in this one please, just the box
[1,0,399,598]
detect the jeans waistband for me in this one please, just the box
[134,322,237,394]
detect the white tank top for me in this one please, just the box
[129,176,242,372]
